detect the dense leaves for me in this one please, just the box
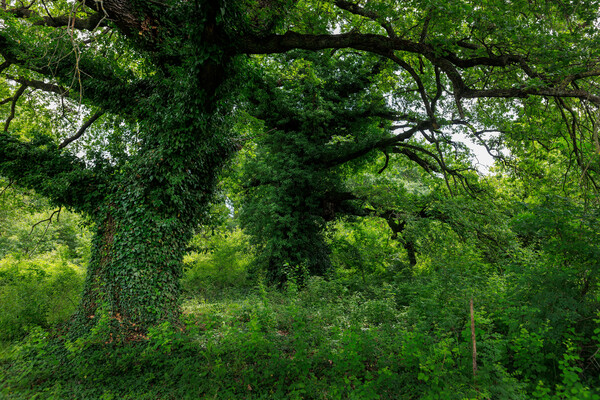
[238,51,391,283]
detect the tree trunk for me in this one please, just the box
[73,205,190,338]
[385,218,418,267]
[0,0,238,340]
[70,103,232,338]
[403,239,418,267]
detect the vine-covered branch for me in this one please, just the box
[0,132,108,212]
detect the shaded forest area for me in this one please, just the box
[0,0,599,398]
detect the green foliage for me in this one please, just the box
[4,270,595,400]
[1,1,600,398]
[0,0,251,337]
[1,194,599,399]
[238,50,392,283]
[330,217,404,280]
[0,253,84,340]
[0,185,90,262]
[182,227,253,297]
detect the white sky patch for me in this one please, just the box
[226,197,235,217]
[453,133,496,174]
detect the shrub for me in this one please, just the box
[182,228,252,297]
[0,252,84,341]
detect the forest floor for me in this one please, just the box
[1,272,599,400]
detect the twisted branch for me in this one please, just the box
[3,83,27,132]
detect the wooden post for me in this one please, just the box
[470,297,477,378]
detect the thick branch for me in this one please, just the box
[239,31,418,56]
[240,31,530,70]
[76,0,140,37]
[389,145,441,174]
[240,31,600,107]
[5,75,68,96]
[324,117,473,169]
[334,1,397,39]
[558,69,600,88]
[0,132,107,211]
[324,122,429,168]
[462,87,600,105]
[7,7,107,30]
[378,149,390,174]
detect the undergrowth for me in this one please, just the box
[1,273,598,400]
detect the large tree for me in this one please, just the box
[1,0,599,337]
[238,50,395,283]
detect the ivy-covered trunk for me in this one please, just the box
[70,74,232,336]
[74,205,191,336]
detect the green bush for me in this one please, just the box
[182,228,253,297]
[0,251,84,341]
[1,276,599,400]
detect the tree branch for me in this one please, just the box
[59,109,104,148]
[27,206,61,256]
[0,31,153,116]
[558,69,600,89]
[378,149,390,174]
[387,52,435,121]
[5,75,68,97]
[461,87,600,105]
[4,83,27,132]
[0,132,108,211]
[334,1,397,39]
[240,31,600,110]
[430,66,443,114]
[239,31,420,56]
[324,122,429,168]
[0,60,10,74]
[389,143,442,173]
[0,178,13,197]
[7,7,107,30]
[29,206,61,235]
[419,12,431,44]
